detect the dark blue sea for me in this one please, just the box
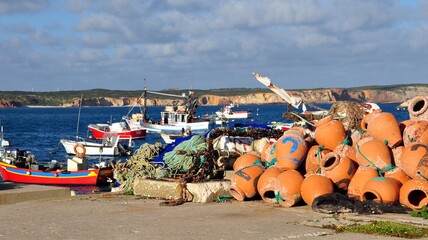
[0,103,408,164]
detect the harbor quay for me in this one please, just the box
[0,182,426,240]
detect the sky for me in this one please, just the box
[0,0,427,92]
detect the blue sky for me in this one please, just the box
[0,0,427,91]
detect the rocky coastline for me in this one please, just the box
[1,85,428,108]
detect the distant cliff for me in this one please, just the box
[0,84,427,108]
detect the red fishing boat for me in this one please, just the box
[0,161,113,186]
[88,119,147,140]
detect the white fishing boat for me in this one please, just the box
[60,135,133,156]
[60,94,133,157]
[215,103,251,119]
[129,87,213,133]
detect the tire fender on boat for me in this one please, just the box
[73,143,86,158]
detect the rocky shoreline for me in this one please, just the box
[1,85,428,108]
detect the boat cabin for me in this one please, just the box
[161,106,192,125]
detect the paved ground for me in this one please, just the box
[0,182,427,240]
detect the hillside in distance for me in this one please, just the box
[0,84,427,108]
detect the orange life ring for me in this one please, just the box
[73,143,86,158]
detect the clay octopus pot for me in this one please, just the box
[361,177,401,204]
[355,137,392,171]
[361,109,402,148]
[314,115,346,150]
[230,163,265,201]
[275,127,308,171]
[305,145,331,176]
[402,120,428,146]
[334,143,357,162]
[261,142,277,166]
[276,170,304,207]
[384,167,411,185]
[233,151,261,172]
[392,146,404,169]
[300,174,334,205]
[348,165,379,201]
[408,96,428,121]
[257,166,282,205]
[399,142,428,179]
[320,152,356,190]
[399,179,428,210]
[399,119,414,134]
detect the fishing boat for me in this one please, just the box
[60,135,133,156]
[0,160,113,186]
[216,103,251,119]
[130,88,213,133]
[0,143,114,185]
[88,119,147,140]
[136,107,211,132]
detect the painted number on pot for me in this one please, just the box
[413,144,428,168]
[282,137,300,163]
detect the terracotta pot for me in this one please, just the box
[305,145,331,176]
[408,96,428,121]
[384,167,411,185]
[350,129,367,148]
[256,166,282,204]
[233,152,261,171]
[275,127,308,171]
[392,146,404,168]
[399,142,428,179]
[334,144,357,162]
[399,179,428,210]
[314,115,346,150]
[347,165,379,201]
[261,142,277,167]
[355,137,392,172]
[320,152,356,190]
[399,119,414,135]
[415,165,428,181]
[402,120,428,146]
[300,174,334,205]
[361,109,402,148]
[362,177,401,204]
[230,164,265,201]
[276,170,304,207]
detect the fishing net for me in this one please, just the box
[329,101,366,131]
[112,142,164,194]
[312,193,410,214]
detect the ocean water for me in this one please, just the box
[0,103,408,166]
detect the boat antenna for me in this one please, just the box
[76,94,83,140]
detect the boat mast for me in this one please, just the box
[76,94,83,140]
[143,79,147,122]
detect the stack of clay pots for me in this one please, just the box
[229,95,428,211]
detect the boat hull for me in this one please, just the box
[143,121,210,132]
[0,162,113,186]
[88,126,146,140]
[216,111,249,119]
[60,139,119,156]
